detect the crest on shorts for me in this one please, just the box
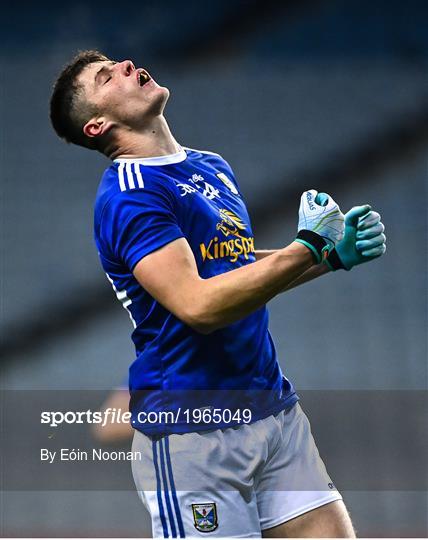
[191,502,218,532]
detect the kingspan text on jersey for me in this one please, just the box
[199,235,255,263]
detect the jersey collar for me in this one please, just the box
[114,147,187,166]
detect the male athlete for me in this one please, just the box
[50,51,386,538]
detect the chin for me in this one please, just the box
[157,85,170,104]
[150,85,170,114]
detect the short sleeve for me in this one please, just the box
[100,185,184,271]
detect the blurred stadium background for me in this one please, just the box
[1,0,427,536]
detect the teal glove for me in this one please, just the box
[325,205,386,271]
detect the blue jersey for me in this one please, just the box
[94,147,298,434]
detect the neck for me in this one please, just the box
[106,116,180,160]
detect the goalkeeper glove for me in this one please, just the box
[295,189,345,263]
[325,205,386,271]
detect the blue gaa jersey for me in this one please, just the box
[94,147,298,435]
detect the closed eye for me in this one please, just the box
[95,61,117,87]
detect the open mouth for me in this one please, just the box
[137,70,150,87]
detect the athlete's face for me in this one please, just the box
[79,59,170,131]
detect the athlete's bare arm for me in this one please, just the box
[92,389,133,443]
[133,238,313,334]
[255,249,330,291]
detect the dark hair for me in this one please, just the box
[50,50,110,150]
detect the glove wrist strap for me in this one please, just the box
[325,248,347,271]
[295,230,330,264]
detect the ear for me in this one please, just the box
[83,117,114,139]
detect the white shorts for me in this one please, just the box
[131,403,342,538]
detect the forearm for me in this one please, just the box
[255,249,330,291]
[282,262,330,291]
[254,249,278,261]
[191,242,313,332]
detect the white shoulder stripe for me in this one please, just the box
[126,162,136,189]
[117,162,145,191]
[118,163,126,191]
[134,163,145,188]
